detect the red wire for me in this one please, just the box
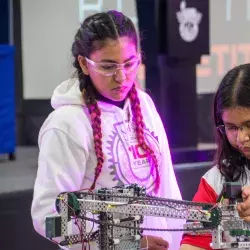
[61,199,84,245]
[60,197,93,248]
[53,191,94,248]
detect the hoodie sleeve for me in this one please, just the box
[31,128,87,245]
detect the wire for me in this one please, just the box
[49,238,60,244]
[61,199,83,236]
[101,198,212,220]
[208,203,219,212]
[58,197,84,248]
[220,196,224,203]
[55,189,218,249]
[79,188,93,192]
[87,190,97,249]
[84,213,95,250]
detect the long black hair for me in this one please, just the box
[214,63,250,182]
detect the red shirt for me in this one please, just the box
[181,169,219,249]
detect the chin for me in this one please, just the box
[243,152,250,159]
[113,96,126,102]
[239,150,250,159]
[112,93,128,102]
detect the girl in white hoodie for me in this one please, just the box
[31,10,183,250]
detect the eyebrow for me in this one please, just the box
[100,55,137,63]
[224,120,250,126]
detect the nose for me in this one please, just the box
[114,68,126,82]
[236,128,250,145]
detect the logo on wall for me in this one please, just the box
[176,1,202,42]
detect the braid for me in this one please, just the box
[88,101,104,190]
[129,85,160,193]
[71,10,140,190]
[76,64,104,190]
[76,63,159,191]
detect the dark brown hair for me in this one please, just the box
[71,10,160,192]
[214,64,250,182]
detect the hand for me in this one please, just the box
[141,235,169,250]
[237,186,250,222]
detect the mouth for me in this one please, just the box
[112,86,127,92]
[240,147,250,153]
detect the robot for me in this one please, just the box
[46,183,250,249]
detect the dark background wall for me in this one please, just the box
[0,0,9,44]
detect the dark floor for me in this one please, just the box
[0,147,57,250]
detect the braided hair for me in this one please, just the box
[72,10,160,192]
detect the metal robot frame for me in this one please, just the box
[45,183,250,249]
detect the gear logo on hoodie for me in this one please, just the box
[107,121,160,193]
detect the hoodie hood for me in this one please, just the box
[51,78,83,109]
[51,78,130,114]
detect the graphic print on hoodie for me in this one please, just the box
[106,119,160,193]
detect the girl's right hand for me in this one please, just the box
[141,235,169,250]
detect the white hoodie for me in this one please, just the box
[31,78,184,250]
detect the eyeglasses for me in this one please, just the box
[217,124,250,135]
[85,56,141,76]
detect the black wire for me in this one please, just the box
[78,215,217,232]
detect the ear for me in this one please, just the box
[78,55,89,75]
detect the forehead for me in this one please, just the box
[222,107,250,124]
[90,36,137,62]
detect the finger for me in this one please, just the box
[242,187,247,200]
[148,246,168,250]
[154,238,169,248]
[239,216,250,223]
[237,195,250,212]
[238,206,250,216]
[237,202,246,212]
[237,203,250,220]
[242,186,250,199]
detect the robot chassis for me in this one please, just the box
[46,183,250,249]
